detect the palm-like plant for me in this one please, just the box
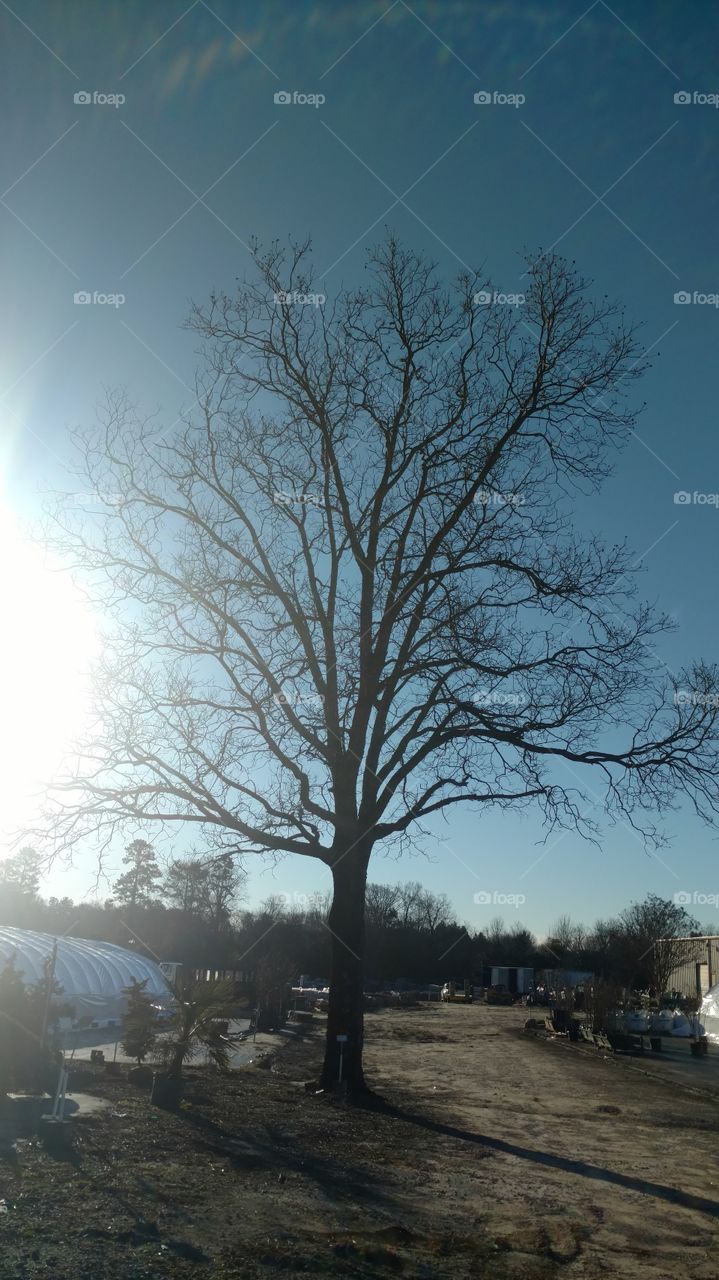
[154,977,239,1078]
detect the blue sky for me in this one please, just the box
[2,1,718,935]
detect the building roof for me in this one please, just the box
[657,935,719,943]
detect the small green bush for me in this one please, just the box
[121,978,159,1063]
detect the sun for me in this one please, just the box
[0,507,98,840]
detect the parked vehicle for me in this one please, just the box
[440,982,478,1003]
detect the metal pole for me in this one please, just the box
[40,940,58,1050]
[52,1065,68,1119]
[336,1034,348,1085]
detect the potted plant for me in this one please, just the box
[150,977,239,1109]
[682,996,708,1057]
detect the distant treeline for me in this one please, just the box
[1,846,716,993]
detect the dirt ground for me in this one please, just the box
[1,1002,718,1279]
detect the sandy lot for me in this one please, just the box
[366,1003,719,1279]
[1,1002,718,1278]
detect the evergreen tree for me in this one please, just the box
[0,847,42,896]
[204,852,244,935]
[113,840,162,909]
[120,978,159,1063]
[164,858,208,914]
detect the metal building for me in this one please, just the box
[660,935,719,998]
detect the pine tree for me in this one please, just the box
[204,852,244,935]
[164,858,208,914]
[0,847,41,896]
[120,978,158,1063]
[113,840,162,909]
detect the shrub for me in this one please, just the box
[121,978,159,1064]
[154,977,241,1078]
[0,959,55,1095]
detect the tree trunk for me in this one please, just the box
[319,851,369,1094]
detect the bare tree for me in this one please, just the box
[395,881,426,930]
[385,881,454,934]
[417,889,454,937]
[43,236,719,1093]
[365,883,401,930]
[589,894,698,992]
[486,917,507,951]
[619,894,698,994]
[545,914,587,963]
[164,851,244,934]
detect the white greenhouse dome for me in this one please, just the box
[0,926,172,1027]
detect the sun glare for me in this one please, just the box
[0,508,98,839]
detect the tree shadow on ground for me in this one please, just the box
[180,1106,394,1210]
[368,1100,719,1219]
[81,1184,209,1263]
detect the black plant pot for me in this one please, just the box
[150,1073,184,1109]
[38,1116,74,1150]
[128,1065,153,1087]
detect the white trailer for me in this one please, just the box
[490,966,533,995]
